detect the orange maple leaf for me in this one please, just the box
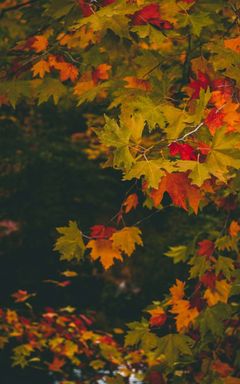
[31,35,48,52]
[12,289,35,303]
[124,76,151,91]
[147,307,167,327]
[224,36,240,53]
[32,59,50,78]
[212,359,233,378]
[170,299,199,332]
[92,64,111,83]
[48,357,65,372]
[229,220,240,237]
[168,279,185,304]
[86,239,123,269]
[55,62,79,82]
[123,193,139,214]
[151,172,202,214]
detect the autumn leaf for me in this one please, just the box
[32,60,50,78]
[204,280,231,307]
[123,193,138,213]
[86,239,123,269]
[147,307,167,327]
[197,239,215,259]
[92,64,111,82]
[12,290,35,303]
[169,142,197,160]
[90,225,116,239]
[31,35,48,52]
[48,357,65,372]
[129,3,172,30]
[229,220,240,238]
[110,226,143,256]
[212,359,233,377]
[61,270,78,277]
[189,71,210,99]
[224,36,240,53]
[124,76,151,91]
[168,279,185,304]
[151,172,202,213]
[54,221,85,262]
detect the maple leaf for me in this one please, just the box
[110,226,143,257]
[129,3,172,30]
[54,221,85,262]
[57,62,79,82]
[189,71,210,99]
[212,359,233,377]
[169,142,197,160]
[200,272,217,290]
[31,35,48,52]
[124,76,151,91]
[123,193,138,214]
[165,245,188,263]
[206,127,240,181]
[229,220,240,237]
[170,299,199,332]
[32,60,50,79]
[151,172,202,214]
[92,64,111,83]
[156,334,193,364]
[12,290,35,303]
[205,107,225,135]
[90,225,116,239]
[168,279,185,304]
[197,239,215,259]
[48,357,65,372]
[204,280,231,307]
[147,307,167,327]
[224,36,240,53]
[86,239,123,269]
[36,78,67,105]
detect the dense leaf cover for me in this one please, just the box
[0,0,240,383]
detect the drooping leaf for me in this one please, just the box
[54,221,85,262]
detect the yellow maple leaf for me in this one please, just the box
[31,35,48,52]
[204,279,231,307]
[110,226,143,256]
[86,239,122,269]
[32,59,50,78]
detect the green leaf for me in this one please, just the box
[189,255,211,279]
[215,256,234,280]
[54,221,85,262]
[0,81,31,108]
[176,160,211,187]
[37,78,67,105]
[125,319,159,351]
[97,115,134,170]
[165,245,188,264]
[156,334,193,365]
[197,303,232,337]
[124,160,176,189]
[206,127,240,181]
[162,105,194,139]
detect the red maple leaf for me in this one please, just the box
[197,239,215,259]
[90,225,116,239]
[201,271,217,289]
[151,172,202,214]
[169,142,197,160]
[129,3,172,30]
[189,71,210,99]
[204,107,225,135]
